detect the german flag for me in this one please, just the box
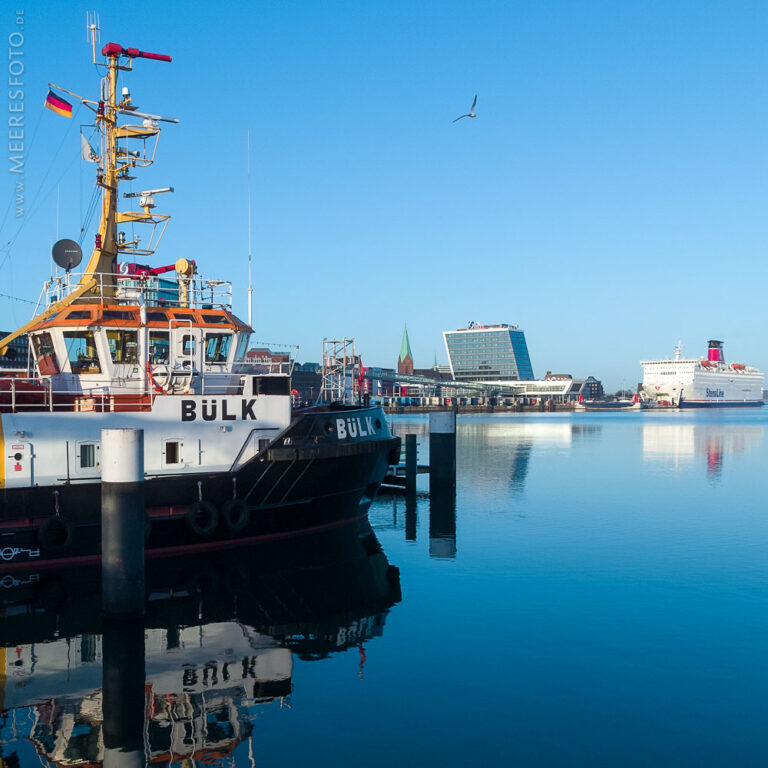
[45,89,72,118]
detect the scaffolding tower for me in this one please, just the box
[320,338,359,403]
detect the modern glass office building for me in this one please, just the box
[443,323,534,382]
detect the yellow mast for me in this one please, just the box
[0,39,172,355]
[82,46,120,295]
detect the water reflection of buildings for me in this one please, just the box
[376,418,604,559]
[459,420,602,494]
[642,424,763,479]
[0,520,401,766]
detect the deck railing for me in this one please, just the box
[39,270,234,312]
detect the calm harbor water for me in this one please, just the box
[3,409,768,766]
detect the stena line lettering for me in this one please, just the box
[181,398,257,422]
[336,416,376,439]
[705,388,725,398]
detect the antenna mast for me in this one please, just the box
[247,129,253,328]
[86,11,101,65]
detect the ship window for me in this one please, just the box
[149,331,170,364]
[102,310,136,322]
[235,333,250,361]
[63,330,101,374]
[164,440,181,465]
[106,330,138,364]
[254,376,290,395]
[202,313,230,324]
[173,312,196,321]
[32,332,60,375]
[146,311,168,323]
[204,333,232,364]
[182,335,196,356]
[79,443,98,469]
[65,310,92,321]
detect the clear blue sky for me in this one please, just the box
[3,0,767,390]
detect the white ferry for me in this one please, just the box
[0,37,399,569]
[640,340,764,408]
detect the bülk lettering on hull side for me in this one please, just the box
[181,399,258,422]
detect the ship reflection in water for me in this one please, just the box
[0,519,401,766]
[642,423,763,480]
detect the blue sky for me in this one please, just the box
[2,0,767,389]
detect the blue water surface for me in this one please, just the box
[261,410,768,767]
[3,409,768,767]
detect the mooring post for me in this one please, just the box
[102,616,146,767]
[429,410,456,495]
[405,434,417,494]
[101,428,145,616]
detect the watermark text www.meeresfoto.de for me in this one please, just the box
[9,9,24,217]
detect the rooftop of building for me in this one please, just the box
[446,322,521,333]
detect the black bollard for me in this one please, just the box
[101,428,145,616]
[102,615,146,767]
[429,410,456,495]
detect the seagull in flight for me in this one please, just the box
[453,94,477,123]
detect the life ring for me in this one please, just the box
[186,500,218,536]
[222,498,250,533]
[150,365,171,390]
[37,515,74,553]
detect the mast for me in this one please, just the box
[81,43,121,295]
[247,129,253,328]
[0,36,173,354]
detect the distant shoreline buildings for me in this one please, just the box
[439,321,603,402]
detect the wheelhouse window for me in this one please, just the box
[205,333,232,364]
[235,333,250,362]
[64,330,101,374]
[182,335,196,356]
[32,332,60,375]
[149,331,170,364]
[106,329,138,364]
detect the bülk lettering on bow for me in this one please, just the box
[336,416,376,439]
[181,399,258,422]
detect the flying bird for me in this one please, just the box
[453,94,477,123]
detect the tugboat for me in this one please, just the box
[0,37,399,569]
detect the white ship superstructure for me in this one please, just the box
[640,340,764,408]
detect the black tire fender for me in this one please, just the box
[186,500,219,537]
[37,516,74,553]
[222,498,250,533]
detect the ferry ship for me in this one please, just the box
[0,37,399,568]
[640,340,764,408]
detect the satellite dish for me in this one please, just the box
[52,239,83,272]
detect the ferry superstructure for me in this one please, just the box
[0,36,399,569]
[640,340,764,408]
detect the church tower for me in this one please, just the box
[398,325,414,375]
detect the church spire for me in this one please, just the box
[398,325,414,375]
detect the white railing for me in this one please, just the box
[40,270,233,311]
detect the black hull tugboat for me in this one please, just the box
[0,36,399,569]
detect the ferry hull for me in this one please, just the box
[678,399,764,408]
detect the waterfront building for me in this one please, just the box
[443,322,534,382]
[0,331,29,372]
